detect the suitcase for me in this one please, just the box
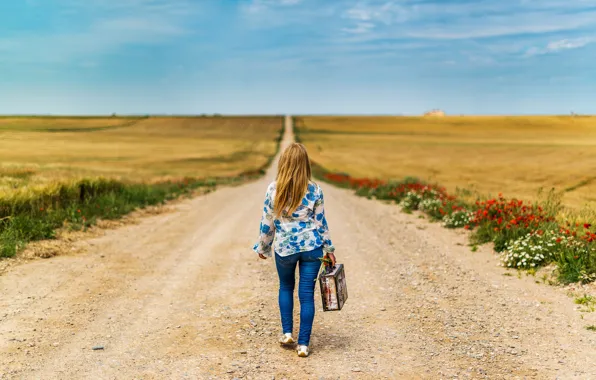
[319,263,348,312]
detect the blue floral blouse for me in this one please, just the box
[253,181,335,258]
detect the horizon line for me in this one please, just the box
[0,113,593,118]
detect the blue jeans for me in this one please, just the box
[275,246,323,346]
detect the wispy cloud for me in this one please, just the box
[58,0,199,14]
[228,0,596,72]
[339,0,596,40]
[406,12,596,40]
[342,22,376,34]
[2,0,596,114]
[323,0,596,68]
[242,0,304,14]
[0,0,200,65]
[526,37,595,56]
[238,0,337,31]
[343,1,409,24]
[548,38,594,51]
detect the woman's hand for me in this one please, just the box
[258,254,267,260]
[325,252,336,267]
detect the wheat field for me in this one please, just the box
[296,116,596,211]
[0,115,283,257]
[0,116,282,196]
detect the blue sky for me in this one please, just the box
[0,0,595,115]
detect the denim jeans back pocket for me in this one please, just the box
[275,252,298,267]
[304,247,324,262]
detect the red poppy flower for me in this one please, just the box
[584,223,592,229]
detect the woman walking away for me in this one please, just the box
[253,143,336,358]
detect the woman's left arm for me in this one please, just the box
[253,184,276,258]
[314,186,335,257]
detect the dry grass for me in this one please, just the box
[296,116,596,211]
[0,116,282,259]
[0,116,136,131]
[0,116,282,194]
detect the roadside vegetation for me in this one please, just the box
[295,116,596,285]
[0,116,283,258]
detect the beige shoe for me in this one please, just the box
[279,333,295,345]
[297,345,309,357]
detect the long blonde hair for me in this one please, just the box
[274,143,312,217]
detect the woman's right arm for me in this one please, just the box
[253,184,276,258]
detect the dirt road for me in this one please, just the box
[1,117,595,379]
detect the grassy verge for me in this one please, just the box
[0,120,284,259]
[295,119,596,285]
[311,162,596,285]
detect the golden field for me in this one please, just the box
[296,116,596,211]
[0,116,283,196]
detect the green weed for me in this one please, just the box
[574,295,596,312]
